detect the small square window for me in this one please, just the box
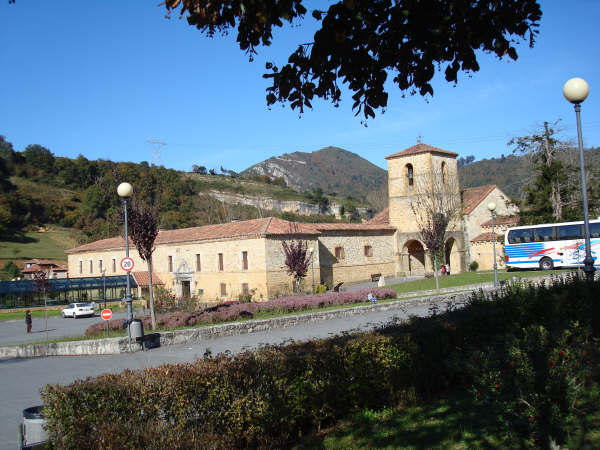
[335,246,345,260]
[220,283,227,296]
[364,245,373,257]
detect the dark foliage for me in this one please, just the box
[165,0,541,120]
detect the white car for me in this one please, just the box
[61,303,94,318]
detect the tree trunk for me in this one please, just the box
[433,257,439,290]
[551,181,562,221]
[148,257,157,330]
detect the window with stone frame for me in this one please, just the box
[335,246,345,260]
[168,255,173,272]
[242,251,248,270]
[241,283,249,296]
[406,163,414,187]
[220,283,227,296]
[218,253,224,271]
[112,258,116,273]
[89,260,93,274]
[196,254,201,272]
[79,261,83,274]
[364,245,373,257]
[99,260,103,273]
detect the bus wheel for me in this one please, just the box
[540,257,553,270]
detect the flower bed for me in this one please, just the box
[85,288,397,336]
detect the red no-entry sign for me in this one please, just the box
[101,309,113,321]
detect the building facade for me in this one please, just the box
[66,143,517,302]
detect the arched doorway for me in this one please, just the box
[404,240,426,275]
[444,238,461,274]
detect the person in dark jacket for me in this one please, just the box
[25,310,32,333]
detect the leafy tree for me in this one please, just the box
[23,144,55,174]
[509,120,579,223]
[192,165,207,174]
[165,0,542,119]
[1,261,21,280]
[128,202,160,330]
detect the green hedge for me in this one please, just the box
[42,275,599,449]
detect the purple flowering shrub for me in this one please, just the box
[85,288,397,336]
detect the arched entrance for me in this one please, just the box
[444,238,461,274]
[404,240,426,275]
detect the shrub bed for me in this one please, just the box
[85,288,397,336]
[44,276,599,449]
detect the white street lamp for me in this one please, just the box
[563,77,595,280]
[117,182,134,346]
[487,202,499,287]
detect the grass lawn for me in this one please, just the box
[390,268,572,294]
[0,309,64,321]
[295,385,600,449]
[0,225,79,261]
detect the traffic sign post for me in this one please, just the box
[120,257,134,272]
[101,308,112,338]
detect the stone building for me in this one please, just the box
[66,143,517,301]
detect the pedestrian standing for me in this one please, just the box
[25,310,32,333]
[446,264,451,276]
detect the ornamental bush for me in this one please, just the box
[47,274,599,448]
[85,288,397,336]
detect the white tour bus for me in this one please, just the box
[504,219,600,270]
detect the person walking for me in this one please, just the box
[25,310,32,333]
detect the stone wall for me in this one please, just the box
[317,231,396,287]
[208,190,322,216]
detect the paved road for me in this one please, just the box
[0,308,144,346]
[0,301,434,448]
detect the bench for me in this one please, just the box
[135,332,161,350]
[370,273,382,282]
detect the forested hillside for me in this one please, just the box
[0,136,364,245]
[458,148,600,202]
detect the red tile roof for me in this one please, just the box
[131,272,164,287]
[481,215,520,227]
[368,208,389,225]
[311,222,395,232]
[66,217,320,254]
[471,232,503,243]
[461,185,497,215]
[385,143,458,160]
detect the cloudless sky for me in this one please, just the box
[1,1,599,173]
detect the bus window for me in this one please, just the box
[590,223,600,238]
[557,224,583,240]
[534,227,555,242]
[508,228,534,244]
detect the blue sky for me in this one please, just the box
[1,1,599,173]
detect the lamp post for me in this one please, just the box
[102,268,108,337]
[308,247,315,294]
[563,77,595,281]
[487,202,499,287]
[117,182,134,345]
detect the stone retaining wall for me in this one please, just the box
[0,273,562,359]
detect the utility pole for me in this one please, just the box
[146,139,167,166]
